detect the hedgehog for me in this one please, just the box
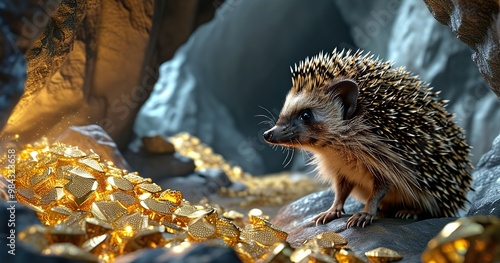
[262,49,472,228]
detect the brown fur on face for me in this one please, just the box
[263,50,472,227]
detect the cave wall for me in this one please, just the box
[0,0,218,151]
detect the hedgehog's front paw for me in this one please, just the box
[312,208,343,226]
[346,212,375,228]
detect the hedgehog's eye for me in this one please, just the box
[299,109,313,122]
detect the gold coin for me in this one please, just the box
[365,247,403,263]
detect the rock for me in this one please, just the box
[158,169,233,203]
[160,175,208,203]
[55,125,132,170]
[142,135,176,154]
[197,168,232,188]
[272,191,363,229]
[385,0,500,165]
[124,150,196,180]
[0,0,217,151]
[272,191,455,262]
[133,0,354,175]
[423,0,500,99]
[0,0,48,131]
[468,134,500,217]
[114,242,241,263]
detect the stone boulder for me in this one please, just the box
[423,0,500,99]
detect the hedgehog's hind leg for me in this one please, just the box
[346,178,390,228]
[313,176,354,225]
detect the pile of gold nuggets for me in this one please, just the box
[1,137,404,263]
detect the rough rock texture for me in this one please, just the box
[0,0,57,131]
[0,0,218,152]
[133,0,354,174]
[386,0,500,164]
[332,0,401,57]
[423,0,500,99]
[124,150,195,179]
[468,134,500,217]
[158,168,236,203]
[114,243,241,263]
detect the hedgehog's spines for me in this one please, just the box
[287,49,472,217]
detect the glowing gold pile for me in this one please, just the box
[3,140,408,263]
[9,141,292,262]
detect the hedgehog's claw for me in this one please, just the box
[395,210,419,220]
[312,208,343,226]
[346,212,375,228]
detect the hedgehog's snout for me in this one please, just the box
[263,124,297,145]
[263,125,287,144]
[263,126,277,142]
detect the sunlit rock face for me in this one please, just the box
[0,0,154,150]
[0,0,54,133]
[0,0,219,156]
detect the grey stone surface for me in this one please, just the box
[115,242,241,263]
[272,190,457,262]
[159,169,235,203]
[468,134,500,217]
[125,150,196,179]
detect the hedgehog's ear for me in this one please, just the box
[328,79,359,120]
